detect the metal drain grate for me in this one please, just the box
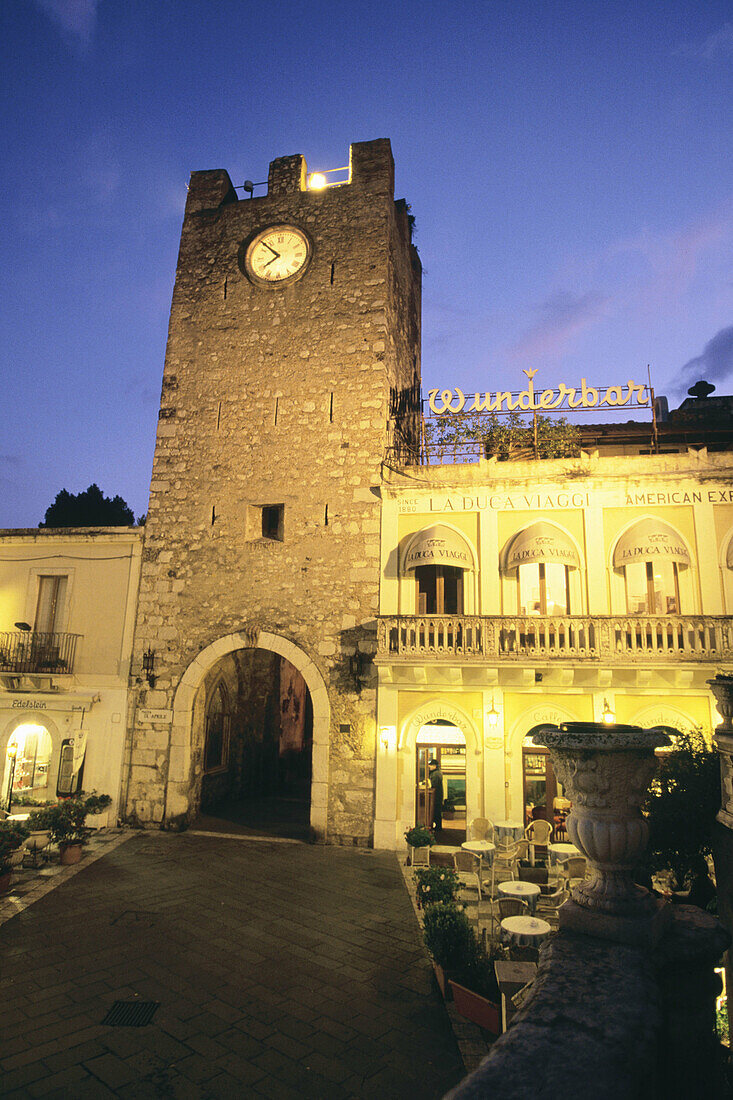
[102,1000,160,1027]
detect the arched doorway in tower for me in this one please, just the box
[193,646,313,838]
[415,721,467,845]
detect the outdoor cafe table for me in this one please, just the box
[497,879,541,915]
[548,842,579,866]
[500,915,552,947]
[493,820,524,844]
[461,839,496,867]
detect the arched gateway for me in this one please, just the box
[160,631,330,837]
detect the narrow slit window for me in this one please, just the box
[274,397,279,426]
[261,504,284,541]
[330,262,335,285]
[329,392,334,422]
[324,504,329,526]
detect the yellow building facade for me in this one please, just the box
[373,440,733,849]
[0,528,143,822]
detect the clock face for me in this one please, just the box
[242,225,312,287]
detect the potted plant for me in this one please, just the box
[43,797,92,865]
[404,824,434,865]
[83,792,113,829]
[422,902,502,1033]
[0,821,30,892]
[414,865,461,909]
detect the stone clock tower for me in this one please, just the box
[124,139,421,843]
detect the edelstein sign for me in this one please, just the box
[428,368,650,416]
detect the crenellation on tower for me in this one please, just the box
[267,153,307,194]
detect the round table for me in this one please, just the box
[461,839,496,866]
[497,879,541,915]
[500,915,552,947]
[548,842,579,866]
[493,820,525,844]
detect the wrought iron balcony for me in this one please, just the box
[0,631,81,675]
[376,614,733,663]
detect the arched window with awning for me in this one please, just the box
[403,525,475,615]
[502,522,580,616]
[612,518,690,615]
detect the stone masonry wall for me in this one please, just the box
[125,139,421,842]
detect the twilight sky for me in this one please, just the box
[2,0,732,527]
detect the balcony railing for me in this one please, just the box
[0,631,81,675]
[377,614,733,662]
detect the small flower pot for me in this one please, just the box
[59,842,84,866]
[449,980,501,1035]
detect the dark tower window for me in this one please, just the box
[204,680,231,773]
[261,504,284,541]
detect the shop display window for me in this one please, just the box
[624,560,680,615]
[518,562,570,616]
[5,723,52,796]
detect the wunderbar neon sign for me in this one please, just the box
[428,368,651,416]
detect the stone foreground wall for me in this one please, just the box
[124,139,421,842]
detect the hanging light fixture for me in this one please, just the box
[602,698,615,724]
[487,695,500,728]
[142,647,157,688]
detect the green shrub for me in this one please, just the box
[422,903,480,973]
[422,901,503,1003]
[0,821,30,874]
[414,866,461,907]
[27,807,57,830]
[404,825,434,848]
[643,728,719,888]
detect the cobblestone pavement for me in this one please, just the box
[0,831,468,1099]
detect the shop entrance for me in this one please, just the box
[415,723,467,844]
[522,728,571,837]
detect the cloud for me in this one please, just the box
[507,290,610,365]
[675,325,733,390]
[674,21,733,60]
[32,0,100,47]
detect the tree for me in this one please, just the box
[642,727,720,888]
[39,484,135,528]
[423,410,581,461]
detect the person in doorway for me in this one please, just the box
[429,761,444,832]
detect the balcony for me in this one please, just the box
[376,614,733,663]
[0,631,81,675]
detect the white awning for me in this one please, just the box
[403,525,475,572]
[503,522,580,572]
[613,519,690,568]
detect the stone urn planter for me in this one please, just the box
[708,675,733,733]
[532,721,670,945]
[708,675,733,828]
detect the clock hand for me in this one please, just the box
[262,241,280,258]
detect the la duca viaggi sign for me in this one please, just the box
[427,368,651,416]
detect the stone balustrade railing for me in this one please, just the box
[377,614,733,662]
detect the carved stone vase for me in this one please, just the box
[709,675,733,828]
[533,722,670,933]
[708,675,733,734]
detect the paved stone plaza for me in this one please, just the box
[0,832,466,1098]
